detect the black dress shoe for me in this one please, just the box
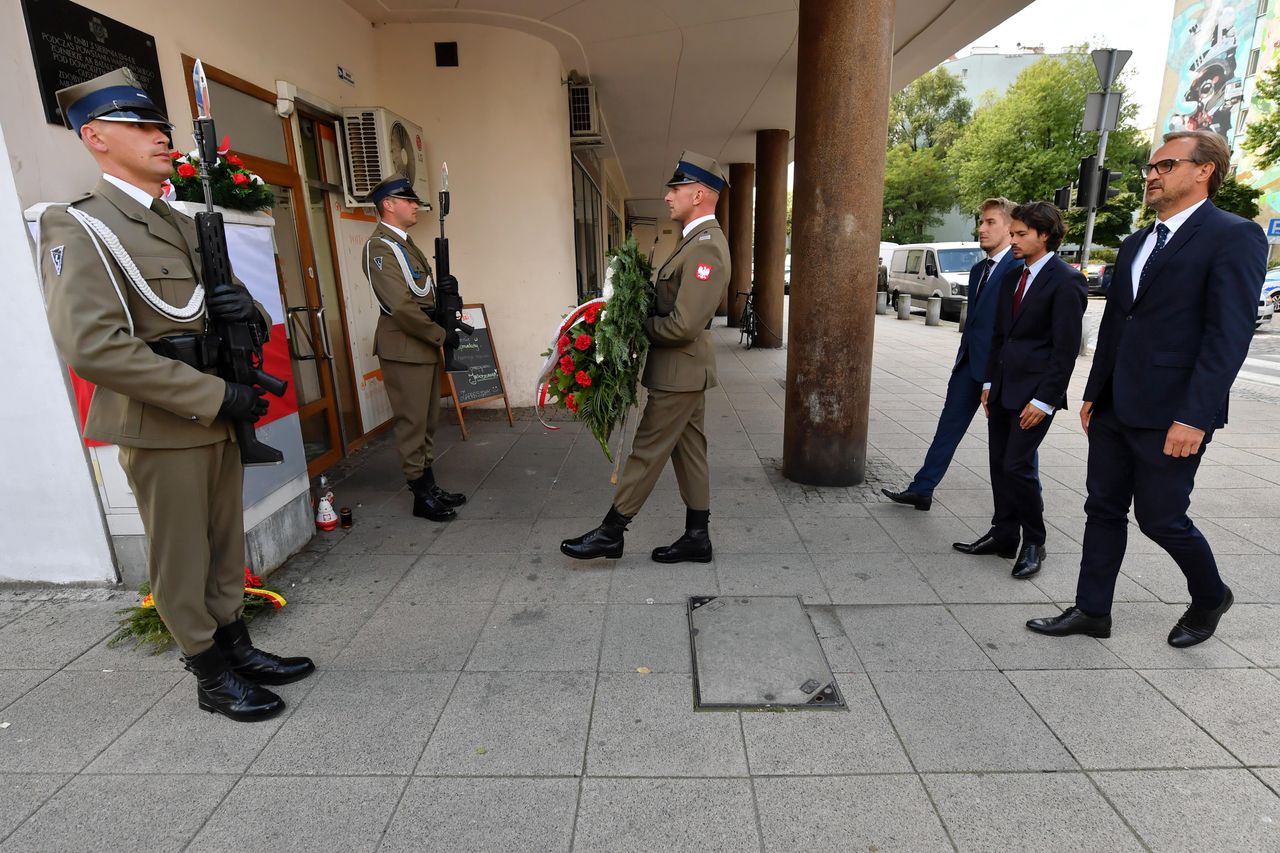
[1011,543,1045,579]
[882,488,932,511]
[1026,606,1111,638]
[952,533,1018,558]
[213,618,315,686]
[1168,585,1234,648]
[183,645,285,722]
[413,490,457,521]
[651,509,713,563]
[429,483,467,508]
[561,506,631,560]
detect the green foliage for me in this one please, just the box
[1243,62,1280,170]
[108,582,279,655]
[1211,175,1263,221]
[882,144,953,243]
[542,238,653,461]
[947,52,1148,212]
[170,153,273,212]
[1063,190,1142,246]
[1088,247,1118,263]
[889,67,972,153]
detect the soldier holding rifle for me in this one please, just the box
[40,67,313,723]
[362,173,468,520]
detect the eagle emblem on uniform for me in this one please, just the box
[695,263,713,281]
[50,245,65,276]
[373,256,384,270]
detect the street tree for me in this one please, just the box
[888,67,972,152]
[947,50,1148,223]
[1243,62,1280,169]
[882,144,953,243]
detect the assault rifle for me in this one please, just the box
[192,59,288,465]
[433,162,474,371]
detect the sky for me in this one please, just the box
[959,0,1177,129]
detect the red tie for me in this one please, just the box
[1012,267,1029,318]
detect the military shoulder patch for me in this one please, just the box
[698,232,711,241]
[695,263,713,281]
[373,255,384,270]
[50,245,64,276]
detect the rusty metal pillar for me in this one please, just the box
[752,130,789,348]
[726,162,755,328]
[783,0,893,486]
[715,183,731,316]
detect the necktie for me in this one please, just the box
[974,258,995,301]
[151,198,178,228]
[1012,267,1029,318]
[1138,222,1170,290]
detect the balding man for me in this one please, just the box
[40,69,312,723]
[562,151,731,563]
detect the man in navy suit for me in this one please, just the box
[1028,131,1267,646]
[883,198,1020,513]
[955,202,1087,579]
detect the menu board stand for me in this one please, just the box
[439,303,514,439]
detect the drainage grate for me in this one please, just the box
[688,595,845,710]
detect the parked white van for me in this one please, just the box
[887,242,986,321]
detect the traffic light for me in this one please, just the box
[1053,185,1073,210]
[1075,154,1099,208]
[1096,166,1124,209]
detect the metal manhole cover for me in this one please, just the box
[687,595,844,710]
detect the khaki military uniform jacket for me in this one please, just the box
[642,218,730,392]
[363,223,446,364]
[41,178,236,448]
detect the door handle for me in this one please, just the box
[315,307,333,360]
[285,306,317,361]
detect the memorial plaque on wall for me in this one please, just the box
[22,0,166,126]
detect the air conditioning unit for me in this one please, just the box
[568,83,601,139]
[340,106,429,206]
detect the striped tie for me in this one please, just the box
[1138,223,1170,289]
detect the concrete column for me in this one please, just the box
[726,162,755,328]
[783,0,894,486]
[715,183,731,316]
[752,129,789,348]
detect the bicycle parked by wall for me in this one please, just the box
[737,289,757,349]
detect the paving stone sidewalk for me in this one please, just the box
[2,313,1279,852]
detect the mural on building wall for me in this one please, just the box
[1163,0,1258,140]
[1235,11,1280,222]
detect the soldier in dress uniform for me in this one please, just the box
[561,151,731,562]
[362,175,466,520]
[40,69,313,723]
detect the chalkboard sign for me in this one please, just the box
[447,305,505,404]
[439,304,513,439]
[22,0,167,126]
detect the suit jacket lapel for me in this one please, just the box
[1131,202,1211,309]
[1112,229,1145,311]
[1009,258,1054,331]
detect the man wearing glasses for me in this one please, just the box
[1027,130,1267,647]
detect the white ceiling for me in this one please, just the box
[343,0,1035,215]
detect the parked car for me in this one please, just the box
[886,242,984,321]
[1090,263,1113,296]
[1260,275,1275,329]
[1263,268,1280,314]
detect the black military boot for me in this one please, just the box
[183,645,285,722]
[419,467,467,508]
[408,473,457,521]
[213,617,315,686]
[560,506,631,560]
[651,508,714,564]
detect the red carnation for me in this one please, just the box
[574,333,592,351]
[227,154,244,167]
[559,355,575,372]
[169,150,181,159]
[575,370,592,387]
[583,305,599,324]
[557,335,571,354]
[565,393,578,413]
[176,163,197,178]
[232,172,250,187]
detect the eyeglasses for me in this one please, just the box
[1140,158,1198,178]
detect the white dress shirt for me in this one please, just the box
[381,222,409,242]
[1129,198,1206,299]
[103,174,160,208]
[682,214,718,238]
[985,251,1056,414]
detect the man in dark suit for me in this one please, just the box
[955,202,1087,579]
[1028,130,1267,646]
[884,198,1020,512]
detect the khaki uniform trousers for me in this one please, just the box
[613,388,709,517]
[381,358,442,480]
[117,440,245,655]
